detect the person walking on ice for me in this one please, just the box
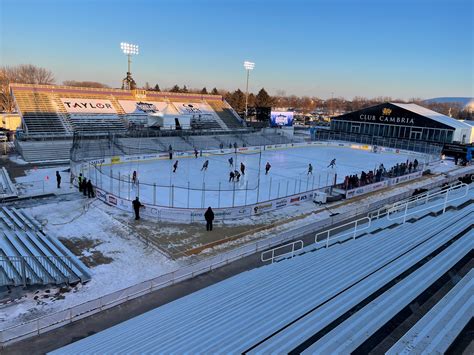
[265,162,271,175]
[228,157,233,167]
[132,197,144,220]
[201,160,209,171]
[204,206,214,231]
[240,162,245,175]
[327,158,336,168]
[173,160,178,173]
[132,170,137,185]
[307,163,313,175]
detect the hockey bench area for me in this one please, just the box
[50,182,474,354]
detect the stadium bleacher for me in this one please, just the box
[50,186,473,354]
[0,206,91,287]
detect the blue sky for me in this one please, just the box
[1,0,472,99]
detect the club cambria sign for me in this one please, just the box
[61,98,117,114]
[359,114,415,125]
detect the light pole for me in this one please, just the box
[243,61,255,121]
[120,42,139,90]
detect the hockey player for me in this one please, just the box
[228,157,233,167]
[327,158,336,168]
[307,163,313,175]
[173,160,178,173]
[229,170,235,182]
[265,162,271,175]
[201,160,209,171]
[234,170,241,182]
[132,171,137,185]
[194,148,198,158]
[240,162,245,175]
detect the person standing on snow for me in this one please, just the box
[132,197,144,220]
[56,171,61,188]
[204,206,214,231]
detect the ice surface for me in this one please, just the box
[97,146,424,208]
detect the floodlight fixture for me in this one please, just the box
[244,61,255,70]
[120,42,139,90]
[243,61,255,120]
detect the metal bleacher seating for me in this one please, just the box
[68,114,127,133]
[15,140,73,162]
[386,269,473,355]
[206,100,245,129]
[13,91,68,135]
[51,186,473,354]
[0,206,90,287]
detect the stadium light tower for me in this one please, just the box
[243,61,255,120]
[120,42,139,90]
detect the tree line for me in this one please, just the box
[0,64,472,120]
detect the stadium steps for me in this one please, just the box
[16,140,72,162]
[207,100,244,129]
[386,269,474,355]
[50,201,473,353]
[0,207,91,287]
[49,94,74,134]
[299,230,473,354]
[14,92,67,135]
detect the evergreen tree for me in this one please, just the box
[181,85,188,93]
[200,87,208,94]
[255,88,273,107]
[170,85,180,92]
[211,87,219,95]
[153,84,160,92]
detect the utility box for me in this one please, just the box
[313,191,327,204]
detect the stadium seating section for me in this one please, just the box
[10,84,245,135]
[51,186,473,354]
[0,206,91,287]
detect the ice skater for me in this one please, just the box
[173,160,178,173]
[234,170,241,182]
[132,171,137,185]
[240,162,245,175]
[194,148,198,158]
[307,163,313,175]
[228,157,233,167]
[201,160,209,171]
[265,162,271,175]
[229,170,235,182]
[327,158,336,168]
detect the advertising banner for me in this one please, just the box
[270,111,294,127]
[173,102,214,115]
[60,98,117,114]
[118,100,170,114]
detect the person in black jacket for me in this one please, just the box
[86,179,94,198]
[132,197,144,220]
[56,171,61,188]
[204,206,214,231]
[82,178,88,196]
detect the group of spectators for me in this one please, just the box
[343,159,419,190]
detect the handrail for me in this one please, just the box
[387,183,469,223]
[315,216,371,248]
[261,240,304,263]
[369,180,464,220]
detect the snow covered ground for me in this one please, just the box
[14,165,74,196]
[98,146,425,208]
[0,199,178,330]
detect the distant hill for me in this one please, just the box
[424,97,474,109]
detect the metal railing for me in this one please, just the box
[315,216,372,248]
[260,240,304,263]
[387,182,469,223]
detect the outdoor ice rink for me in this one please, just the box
[98,146,425,208]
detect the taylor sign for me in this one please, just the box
[61,98,117,114]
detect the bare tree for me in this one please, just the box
[63,80,109,88]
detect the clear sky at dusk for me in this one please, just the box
[1,0,472,99]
